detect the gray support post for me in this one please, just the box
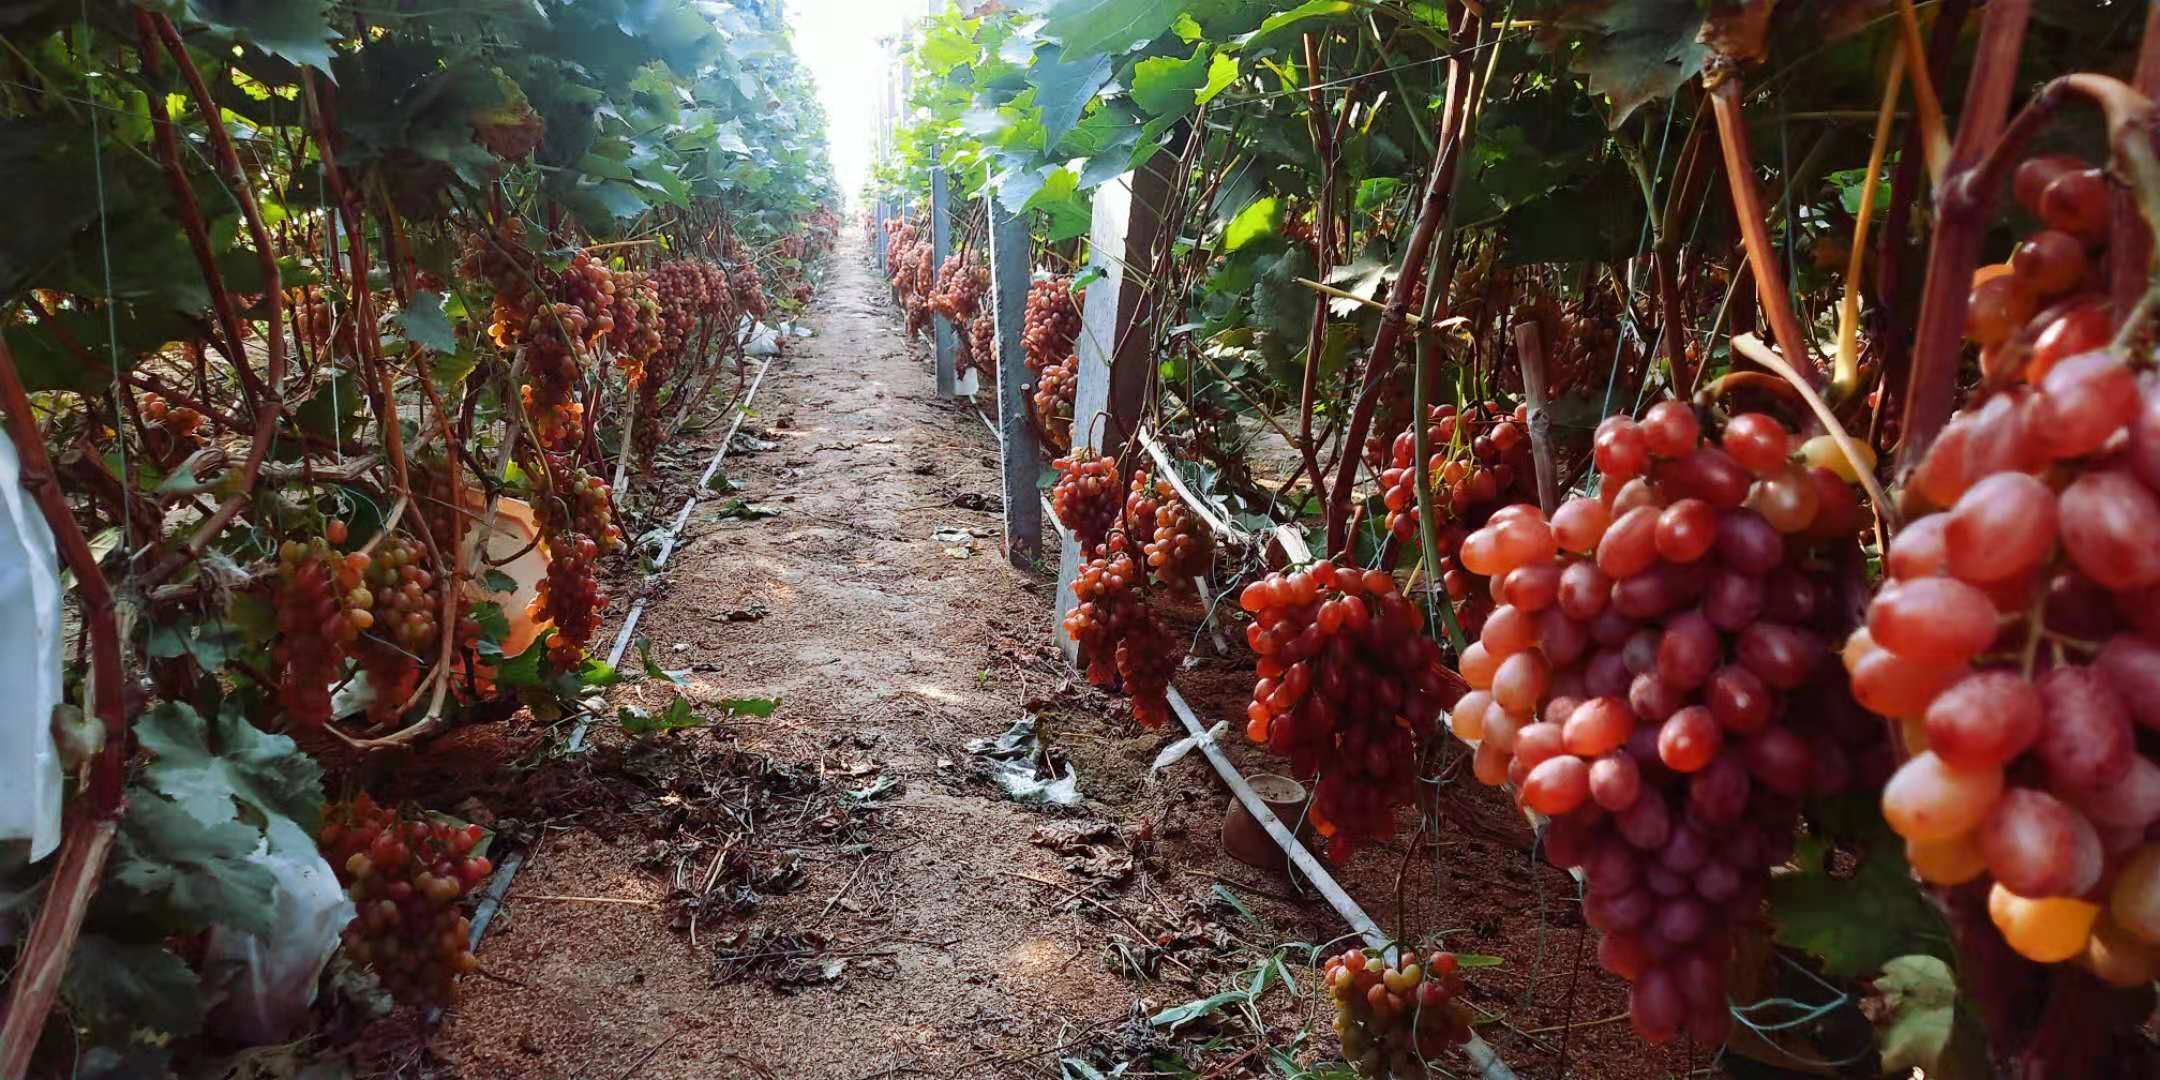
[987,192,1041,570]
[931,167,958,397]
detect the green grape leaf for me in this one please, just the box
[618,695,705,735]
[104,793,278,936]
[1549,0,1710,128]
[1130,45,1213,117]
[1769,814,1950,978]
[720,696,779,718]
[61,936,205,1046]
[1223,196,1281,253]
[179,0,340,71]
[393,291,458,353]
[1026,45,1113,150]
[136,701,325,835]
[1872,954,1958,1075]
[1041,0,1179,60]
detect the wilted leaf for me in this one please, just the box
[1872,954,1956,1075]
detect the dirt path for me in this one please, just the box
[424,234,1668,1080]
[434,235,1153,1079]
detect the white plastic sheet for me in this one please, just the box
[204,819,355,1043]
[0,429,64,861]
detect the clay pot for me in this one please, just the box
[1221,773,1308,872]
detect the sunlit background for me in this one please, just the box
[786,0,922,207]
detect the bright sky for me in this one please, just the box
[786,0,919,207]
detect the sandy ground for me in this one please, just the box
[413,236,1731,1080]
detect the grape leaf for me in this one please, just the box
[178,0,341,71]
[1223,196,1281,253]
[61,935,205,1046]
[637,637,689,685]
[136,701,324,835]
[1041,0,1180,60]
[1027,44,1113,150]
[619,695,705,735]
[1548,0,1710,129]
[1872,954,1958,1075]
[393,291,458,352]
[1768,816,1950,978]
[103,793,278,936]
[720,696,779,717]
[1130,45,1214,117]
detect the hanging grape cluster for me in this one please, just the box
[1853,153,2160,981]
[606,269,663,384]
[320,794,492,1006]
[1378,402,1537,634]
[1325,948,1473,1078]
[1238,561,1459,862]
[354,536,440,728]
[1051,448,1125,553]
[1448,402,1877,1044]
[1033,355,1078,453]
[272,531,372,729]
[1063,532,1183,728]
[931,253,991,379]
[1022,275,1083,374]
[136,391,206,471]
[528,468,623,669]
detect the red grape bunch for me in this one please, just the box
[526,468,619,671]
[1377,402,1536,634]
[552,252,617,346]
[136,390,206,471]
[1963,154,2117,388]
[1238,562,1459,862]
[733,260,769,322]
[931,254,990,376]
[1145,497,1214,592]
[1324,947,1473,1077]
[1450,401,1876,1044]
[1862,346,2160,977]
[1022,275,1083,375]
[355,535,438,727]
[606,270,663,383]
[966,314,996,381]
[1125,469,1165,548]
[518,301,589,454]
[1062,532,1183,728]
[272,526,372,729]
[320,794,492,1005]
[1032,354,1078,452]
[1051,448,1125,554]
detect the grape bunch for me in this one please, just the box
[733,261,769,322]
[526,469,619,670]
[966,313,996,381]
[1238,562,1458,862]
[1448,401,1875,1044]
[607,270,663,383]
[904,246,934,337]
[137,390,206,471]
[1963,155,2115,387]
[1377,402,1536,634]
[1125,469,1165,549]
[273,530,372,728]
[1511,295,1636,400]
[1145,497,1213,592]
[1051,448,1124,554]
[1022,276,1083,375]
[1032,354,1078,453]
[537,467,626,555]
[1325,948,1473,1077]
[518,302,590,454]
[1856,276,2160,976]
[930,254,987,329]
[1062,532,1182,728]
[320,794,492,1006]
[355,535,439,727]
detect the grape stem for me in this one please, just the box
[1730,334,1901,535]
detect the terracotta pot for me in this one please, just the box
[1221,773,1308,872]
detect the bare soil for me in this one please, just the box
[407,236,1732,1080]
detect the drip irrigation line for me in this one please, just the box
[566,350,777,753]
